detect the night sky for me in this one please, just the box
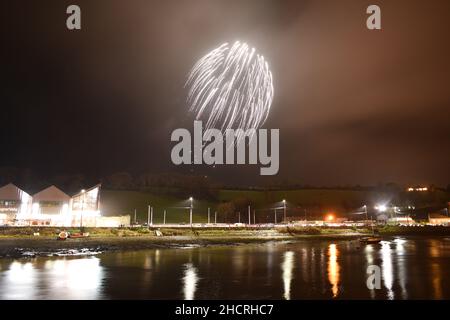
[1,0,450,186]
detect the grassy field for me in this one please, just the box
[2,225,449,241]
[99,188,449,224]
[100,188,375,223]
[218,189,372,206]
[0,226,370,240]
[100,190,216,224]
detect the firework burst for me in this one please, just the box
[186,41,274,142]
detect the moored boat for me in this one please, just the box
[69,232,90,239]
[359,236,382,244]
[57,231,69,240]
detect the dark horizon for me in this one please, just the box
[2,0,450,187]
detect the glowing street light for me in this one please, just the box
[363,204,368,223]
[326,214,335,222]
[282,199,287,224]
[375,204,387,212]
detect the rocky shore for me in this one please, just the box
[2,225,448,259]
[0,229,365,258]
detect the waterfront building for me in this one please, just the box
[1,183,128,227]
[0,183,32,225]
[25,185,71,226]
[428,213,450,226]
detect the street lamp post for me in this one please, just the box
[189,197,193,226]
[363,205,368,225]
[150,207,153,226]
[80,189,86,231]
[282,200,287,224]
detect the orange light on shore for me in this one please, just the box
[326,214,335,222]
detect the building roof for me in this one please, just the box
[33,185,70,202]
[71,184,101,198]
[0,183,30,201]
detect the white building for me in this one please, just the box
[69,184,102,227]
[1,183,129,227]
[387,216,416,225]
[68,184,130,227]
[24,185,71,226]
[428,213,450,226]
[0,183,32,225]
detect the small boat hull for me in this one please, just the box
[69,232,90,239]
[359,237,382,244]
[57,231,69,240]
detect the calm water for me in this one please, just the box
[1,237,450,300]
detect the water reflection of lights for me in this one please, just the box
[364,245,374,264]
[393,238,406,248]
[1,262,36,299]
[381,242,394,300]
[266,244,275,282]
[431,263,442,299]
[44,258,103,299]
[182,263,199,300]
[155,249,160,266]
[281,251,294,300]
[143,250,161,271]
[364,245,376,299]
[429,241,443,299]
[1,258,103,300]
[301,248,308,281]
[429,240,440,258]
[327,244,340,298]
[394,238,407,298]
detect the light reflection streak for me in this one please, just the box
[281,251,294,300]
[43,257,103,299]
[1,258,103,300]
[327,244,340,298]
[182,263,199,300]
[431,263,442,299]
[381,242,394,300]
[266,243,275,283]
[364,245,376,299]
[301,248,308,281]
[394,238,407,299]
[1,261,36,299]
[429,240,443,299]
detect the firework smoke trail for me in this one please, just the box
[186,41,274,143]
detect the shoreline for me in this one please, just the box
[1,234,447,260]
[1,225,450,259]
[0,233,367,259]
